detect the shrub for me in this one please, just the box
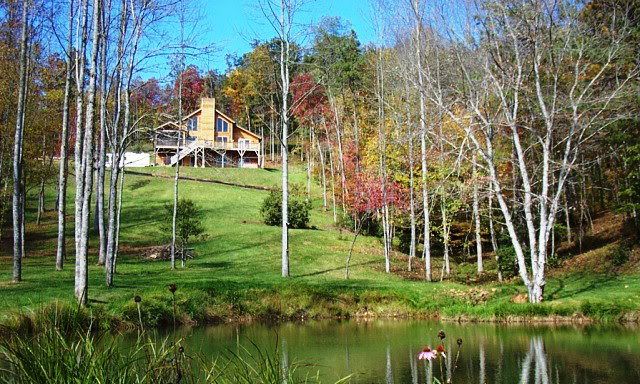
[260,187,311,229]
[611,243,631,267]
[496,245,518,278]
[163,198,206,253]
[580,300,627,320]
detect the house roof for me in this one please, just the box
[156,121,184,131]
[235,124,262,140]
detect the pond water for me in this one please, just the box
[164,320,640,383]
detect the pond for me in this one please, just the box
[161,320,640,383]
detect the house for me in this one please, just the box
[153,98,262,168]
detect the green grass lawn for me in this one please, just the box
[1,164,639,329]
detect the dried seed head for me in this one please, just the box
[134,295,142,303]
[438,330,446,340]
[168,284,177,294]
[457,338,463,347]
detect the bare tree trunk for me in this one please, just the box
[323,120,338,223]
[36,136,47,226]
[315,134,327,210]
[75,0,101,306]
[20,179,25,259]
[12,0,28,283]
[345,217,363,279]
[472,151,483,274]
[306,128,312,198]
[328,144,337,223]
[414,0,431,281]
[171,1,186,270]
[488,188,502,282]
[376,45,391,273]
[279,0,290,278]
[405,83,416,272]
[564,190,571,244]
[113,167,124,274]
[105,0,126,286]
[270,100,275,162]
[74,0,89,273]
[260,124,265,168]
[56,0,74,271]
[96,0,109,266]
[329,96,347,213]
[441,200,450,277]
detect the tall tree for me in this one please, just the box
[259,0,308,277]
[75,0,101,305]
[413,0,431,281]
[12,0,29,283]
[56,0,75,271]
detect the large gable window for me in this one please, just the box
[187,117,198,131]
[216,117,229,132]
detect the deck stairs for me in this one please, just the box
[169,140,200,166]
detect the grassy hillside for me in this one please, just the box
[1,165,639,329]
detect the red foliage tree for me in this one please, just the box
[174,65,204,113]
[132,77,168,112]
[290,72,330,124]
[342,144,407,278]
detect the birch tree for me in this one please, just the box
[75,0,101,305]
[55,0,75,271]
[95,0,110,266]
[472,150,483,274]
[12,0,29,283]
[258,0,309,277]
[413,0,432,281]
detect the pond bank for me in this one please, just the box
[2,288,638,338]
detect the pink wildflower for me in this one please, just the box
[418,347,436,361]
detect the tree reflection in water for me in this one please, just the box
[520,337,550,384]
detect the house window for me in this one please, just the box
[238,139,250,149]
[187,117,198,131]
[216,136,228,144]
[216,117,229,132]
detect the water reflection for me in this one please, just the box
[170,320,640,384]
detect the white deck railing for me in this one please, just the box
[158,138,260,151]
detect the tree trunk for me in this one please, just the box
[56,0,74,271]
[96,1,109,266]
[36,136,47,226]
[328,146,338,223]
[564,190,571,244]
[330,96,347,213]
[346,217,364,279]
[279,4,290,278]
[74,0,89,270]
[113,167,125,275]
[406,84,416,272]
[376,45,391,273]
[441,200,450,277]
[260,124,265,168]
[75,0,101,306]
[488,188,502,282]
[415,6,431,281]
[472,151,483,274]
[171,4,186,270]
[12,0,28,283]
[315,134,327,210]
[105,0,126,286]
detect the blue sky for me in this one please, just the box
[141,0,376,79]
